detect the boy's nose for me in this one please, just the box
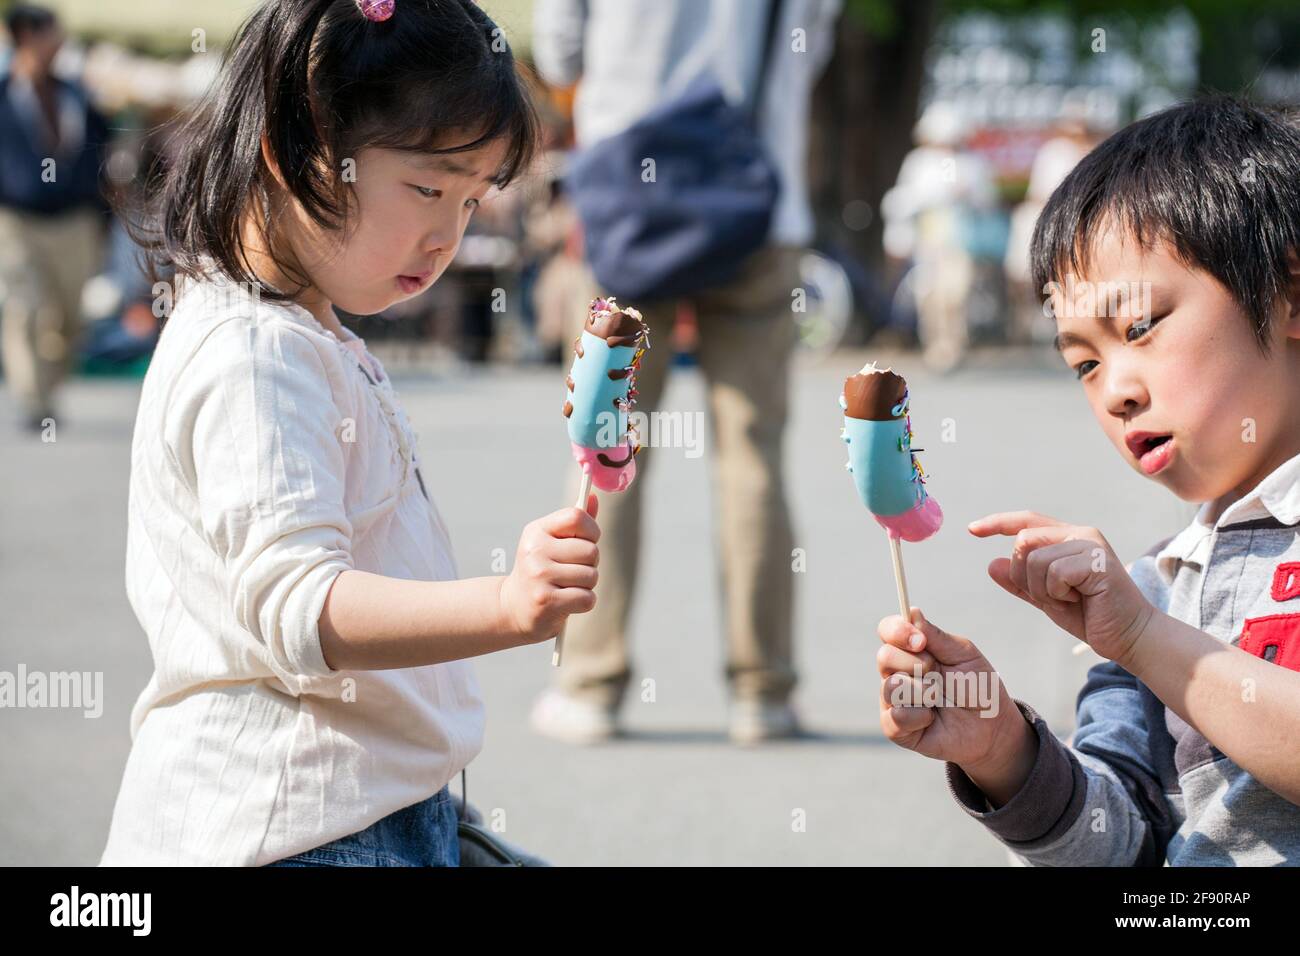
[1103,370,1149,417]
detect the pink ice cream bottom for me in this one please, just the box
[874,494,944,542]
[571,441,637,493]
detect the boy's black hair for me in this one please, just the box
[1031,95,1300,354]
[119,0,540,305]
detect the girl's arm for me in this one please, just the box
[1120,614,1300,806]
[319,573,514,669]
[318,505,600,670]
[171,319,598,678]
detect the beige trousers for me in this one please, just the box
[0,206,105,418]
[557,244,802,709]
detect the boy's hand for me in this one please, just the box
[498,495,600,645]
[968,510,1157,665]
[877,608,1034,798]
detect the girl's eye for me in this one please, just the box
[1074,360,1098,380]
[464,198,480,211]
[412,185,441,199]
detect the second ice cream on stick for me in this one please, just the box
[563,296,650,492]
[552,297,650,665]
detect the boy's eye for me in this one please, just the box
[1125,314,1165,342]
[412,185,441,199]
[1074,360,1098,380]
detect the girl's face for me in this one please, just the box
[279,135,509,319]
[1051,223,1300,507]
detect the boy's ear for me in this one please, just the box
[1283,248,1300,339]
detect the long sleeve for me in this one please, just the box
[945,670,1177,866]
[943,553,1180,866]
[165,317,354,680]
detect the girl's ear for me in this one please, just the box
[259,132,288,190]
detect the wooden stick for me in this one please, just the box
[888,533,911,622]
[552,471,594,667]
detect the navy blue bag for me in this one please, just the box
[565,0,784,303]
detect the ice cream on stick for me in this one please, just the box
[563,297,650,492]
[553,296,649,666]
[840,361,942,619]
[840,362,943,542]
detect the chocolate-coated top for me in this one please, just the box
[586,297,648,349]
[843,366,907,421]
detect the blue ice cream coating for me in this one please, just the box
[566,330,637,449]
[842,414,920,517]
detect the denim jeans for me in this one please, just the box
[264,786,459,867]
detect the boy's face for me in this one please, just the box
[1051,224,1300,506]
[283,134,508,319]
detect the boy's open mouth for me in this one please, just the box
[1125,431,1175,475]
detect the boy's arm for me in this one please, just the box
[944,549,1180,865]
[1120,613,1300,806]
[945,662,1179,866]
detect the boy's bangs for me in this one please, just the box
[1029,96,1300,354]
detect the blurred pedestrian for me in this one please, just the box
[530,0,840,745]
[880,102,999,371]
[0,4,110,432]
[1004,116,1101,345]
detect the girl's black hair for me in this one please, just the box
[1030,95,1300,355]
[117,0,540,306]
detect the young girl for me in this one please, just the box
[98,0,600,866]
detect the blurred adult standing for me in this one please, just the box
[880,102,999,371]
[0,4,110,433]
[530,0,841,745]
[1003,117,1100,345]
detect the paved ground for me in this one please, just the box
[0,347,1192,865]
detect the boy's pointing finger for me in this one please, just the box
[968,510,1069,537]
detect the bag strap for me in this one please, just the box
[457,768,469,822]
[747,0,785,124]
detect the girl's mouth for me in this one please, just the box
[396,274,431,294]
[1133,434,1175,475]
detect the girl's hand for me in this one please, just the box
[877,608,1034,798]
[968,510,1157,665]
[498,495,600,645]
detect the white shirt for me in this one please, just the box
[1154,450,1300,587]
[532,0,841,246]
[99,265,485,866]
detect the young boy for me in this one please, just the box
[877,96,1300,865]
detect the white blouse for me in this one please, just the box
[99,264,485,866]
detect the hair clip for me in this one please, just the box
[357,0,395,22]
